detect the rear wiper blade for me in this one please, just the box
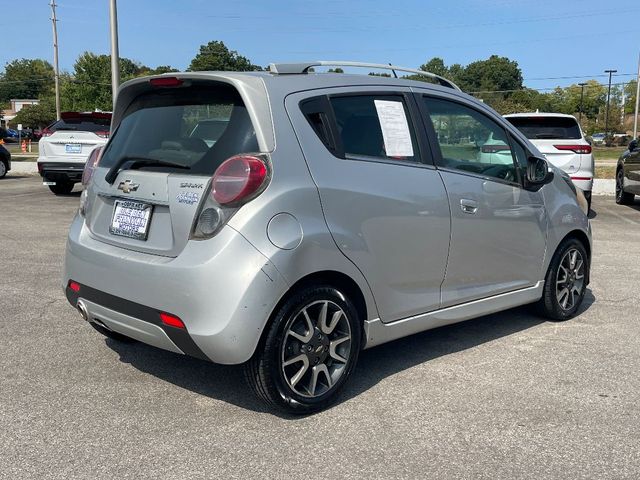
[105,155,190,184]
[533,134,558,139]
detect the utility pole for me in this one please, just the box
[50,1,61,120]
[604,69,617,137]
[621,82,626,128]
[109,0,120,111]
[634,51,640,139]
[578,82,587,125]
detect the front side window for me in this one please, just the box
[330,95,420,162]
[423,97,517,183]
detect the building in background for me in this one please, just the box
[1,99,40,127]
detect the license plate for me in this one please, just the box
[65,144,82,154]
[109,200,153,240]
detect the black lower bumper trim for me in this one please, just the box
[65,282,210,361]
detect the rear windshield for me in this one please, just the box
[48,116,111,133]
[99,83,258,176]
[506,116,581,140]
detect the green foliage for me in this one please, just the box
[0,59,54,103]
[10,98,57,128]
[188,41,260,72]
[327,68,344,73]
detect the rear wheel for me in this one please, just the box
[48,181,75,195]
[0,160,7,178]
[537,238,588,321]
[616,168,635,205]
[245,286,361,414]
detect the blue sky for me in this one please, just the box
[1,0,638,90]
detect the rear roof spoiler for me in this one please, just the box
[268,61,461,91]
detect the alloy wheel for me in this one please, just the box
[0,161,6,178]
[281,300,352,398]
[555,248,585,311]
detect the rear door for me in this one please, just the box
[285,87,451,323]
[418,93,547,307]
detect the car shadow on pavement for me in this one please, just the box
[106,289,595,418]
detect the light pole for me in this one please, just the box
[604,69,617,137]
[634,52,640,139]
[50,1,61,120]
[109,0,120,111]
[578,82,587,125]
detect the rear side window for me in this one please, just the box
[506,116,581,140]
[48,115,111,133]
[329,95,420,162]
[99,83,258,176]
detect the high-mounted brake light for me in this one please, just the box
[554,144,592,154]
[160,312,185,329]
[212,155,268,205]
[82,146,103,186]
[149,77,184,87]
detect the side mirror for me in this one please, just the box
[629,139,638,152]
[525,156,554,191]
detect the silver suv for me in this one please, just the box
[64,62,591,413]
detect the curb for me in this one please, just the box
[592,179,615,196]
[9,162,39,175]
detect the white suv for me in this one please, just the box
[505,113,594,210]
[38,112,111,195]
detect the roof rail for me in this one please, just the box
[268,61,461,91]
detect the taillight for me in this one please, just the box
[41,128,52,137]
[81,146,103,186]
[481,145,511,153]
[191,154,270,240]
[554,144,592,154]
[94,130,110,138]
[212,155,268,205]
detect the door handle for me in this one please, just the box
[460,199,478,214]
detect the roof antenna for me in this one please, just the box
[389,63,398,78]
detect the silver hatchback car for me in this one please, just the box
[64,62,591,413]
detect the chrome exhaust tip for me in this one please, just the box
[77,300,89,322]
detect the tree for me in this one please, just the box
[327,68,344,73]
[0,59,55,102]
[10,99,57,128]
[63,52,146,111]
[188,41,260,72]
[419,57,448,77]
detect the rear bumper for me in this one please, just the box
[63,215,289,364]
[38,161,85,183]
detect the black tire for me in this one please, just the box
[244,286,362,414]
[615,168,635,205]
[0,160,7,179]
[89,321,136,342]
[48,181,75,195]
[536,238,588,321]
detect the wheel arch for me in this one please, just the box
[253,270,370,356]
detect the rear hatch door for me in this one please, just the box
[40,112,111,162]
[83,79,261,258]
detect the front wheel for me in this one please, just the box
[0,160,7,179]
[48,181,75,195]
[245,286,362,414]
[616,169,635,205]
[537,238,588,321]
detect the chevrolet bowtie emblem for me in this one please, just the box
[117,180,139,194]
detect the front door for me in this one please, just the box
[418,93,548,307]
[285,88,451,322]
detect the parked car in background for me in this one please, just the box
[591,132,606,145]
[0,142,11,178]
[4,128,20,143]
[616,137,640,205]
[505,113,594,211]
[64,63,591,413]
[37,111,111,194]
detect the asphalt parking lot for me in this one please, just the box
[1,175,639,479]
